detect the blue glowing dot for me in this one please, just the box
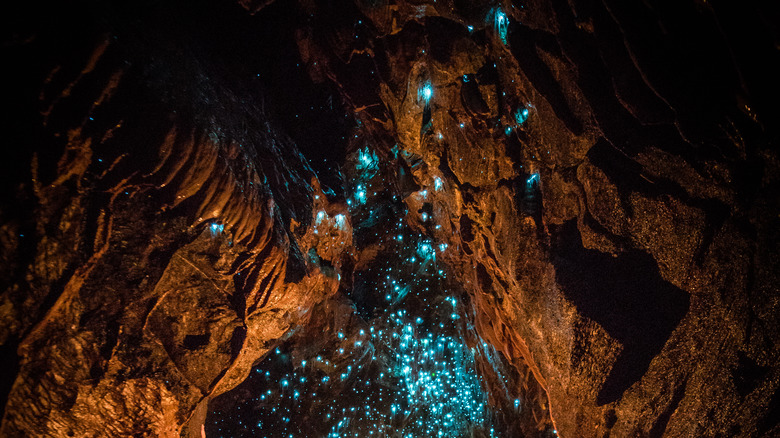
[514,107,529,124]
[494,8,509,44]
[356,190,367,203]
[418,241,433,258]
[209,222,224,236]
[526,173,540,188]
[421,84,433,102]
[335,214,347,228]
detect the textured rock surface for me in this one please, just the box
[2,0,779,436]
[2,1,350,435]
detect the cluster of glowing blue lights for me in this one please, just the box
[514,107,530,124]
[209,111,527,437]
[493,8,509,44]
[505,106,531,135]
[209,222,224,236]
[420,82,433,104]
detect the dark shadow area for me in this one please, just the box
[183,334,211,351]
[648,377,688,438]
[107,0,350,194]
[507,24,584,136]
[552,220,689,405]
[757,384,780,436]
[0,341,20,419]
[460,74,490,116]
[426,17,469,64]
[731,351,770,397]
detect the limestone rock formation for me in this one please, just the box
[2,0,778,437]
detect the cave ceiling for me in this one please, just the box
[2,0,779,437]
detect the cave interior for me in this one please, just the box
[2,0,780,437]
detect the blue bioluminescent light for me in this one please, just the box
[514,107,530,125]
[209,222,224,236]
[228,126,520,438]
[359,149,372,166]
[356,189,367,204]
[493,8,509,44]
[355,147,379,178]
[417,241,434,259]
[421,83,433,103]
[526,173,540,188]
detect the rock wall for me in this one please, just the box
[287,0,780,436]
[2,0,778,436]
[2,1,351,435]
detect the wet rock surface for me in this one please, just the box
[2,0,779,436]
